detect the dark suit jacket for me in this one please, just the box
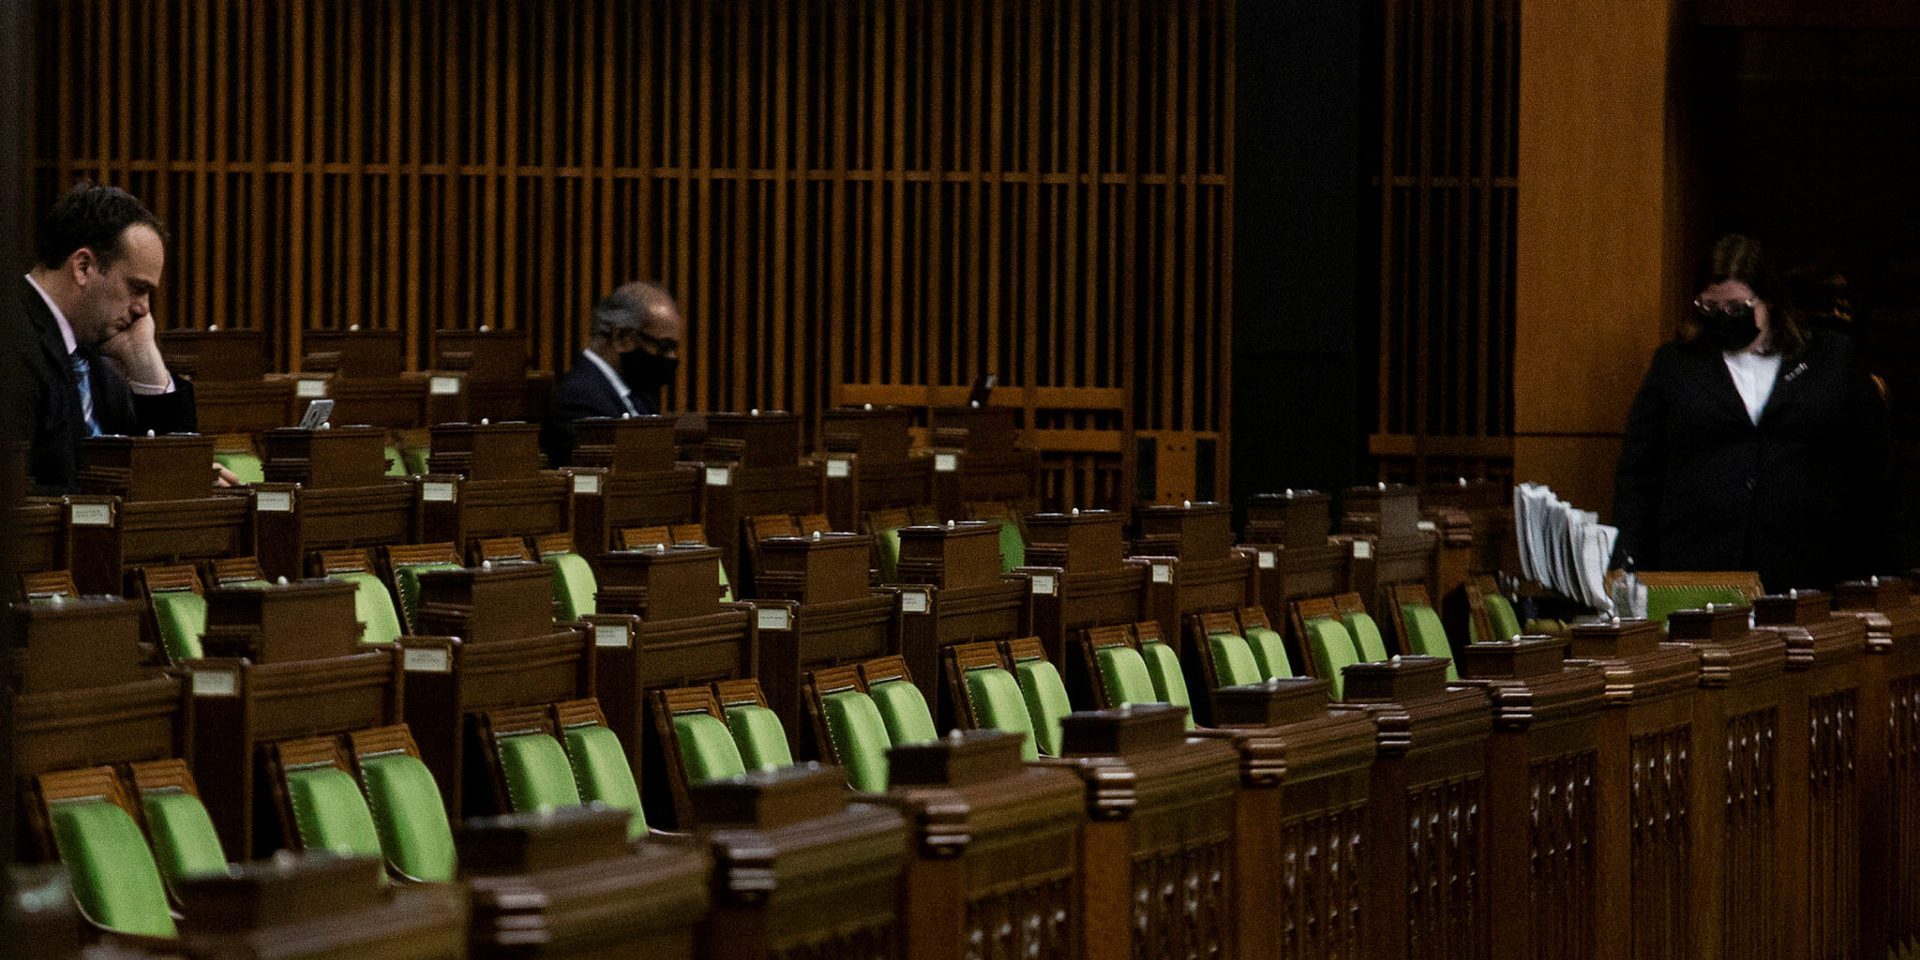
[1612,329,1897,592]
[3,275,197,493]
[539,351,652,467]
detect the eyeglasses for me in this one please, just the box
[1694,297,1755,316]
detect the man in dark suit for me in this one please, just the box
[540,280,684,466]
[4,183,205,493]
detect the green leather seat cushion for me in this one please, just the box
[724,704,794,772]
[1484,593,1522,643]
[1208,633,1265,687]
[673,712,748,782]
[563,725,648,839]
[498,734,584,814]
[50,800,177,938]
[287,767,385,863]
[384,445,408,477]
[1139,641,1194,729]
[1645,586,1751,626]
[359,754,456,882]
[993,517,1025,573]
[401,446,432,476]
[868,679,938,746]
[394,562,464,632]
[1341,611,1390,662]
[214,451,265,485]
[875,528,903,583]
[823,690,892,792]
[151,590,207,663]
[1014,659,1072,757]
[1096,645,1159,708]
[1401,604,1459,680]
[543,552,598,620]
[1245,625,1294,679]
[1305,618,1361,700]
[332,571,405,646]
[140,792,228,888]
[964,668,1039,761]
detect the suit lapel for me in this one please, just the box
[17,277,75,387]
[1685,345,1756,429]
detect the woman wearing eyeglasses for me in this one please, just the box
[1611,233,1897,593]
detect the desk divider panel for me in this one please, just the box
[1332,655,1493,960]
[1023,511,1149,670]
[892,523,1033,726]
[1190,678,1377,960]
[1832,577,1920,959]
[692,411,827,590]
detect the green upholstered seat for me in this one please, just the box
[562,725,648,840]
[140,792,228,889]
[1139,641,1195,729]
[1245,625,1294,679]
[717,562,735,604]
[498,734,584,814]
[964,668,1040,761]
[358,754,456,882]
[1645,586,1751,626]
[1484,593,1522,642]
[672,712,748,783]
[1207,633,1266,687]
[150,590,207,663]
[1341,611,1390,662]
[384,445,408,477]
[868,679,938,747]
[542,552,598,620]
[875,528,903,583]
[992,518,1026,573]
[723,704,794,772]
[822,690,892,792]
[393,562,463,632]
[1013,659,1072,757]
[50,801,177,938]
[214,451,265,485]
[1096,645,1160,708]
[401,446,432,476]
[287,767,385,865]
[1304,618,1362,700]
[1400,604,1458,680]
[331,571,405,646]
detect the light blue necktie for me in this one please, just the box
[69,352,101,437]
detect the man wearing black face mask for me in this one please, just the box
[1612,234,1898,592]
[540,280,684,466]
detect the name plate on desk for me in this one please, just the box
[295,378,329,399]
[1257,550,1276,569]
[403,647,452,673]
[1150,563,1172,584]
[429,375,463,396]
[1029,573,1056,596]
[593,624,631,649]
[933,453,958,473]
[571,473,601,495]
[705,466,732,487]
[900,589,930,615]
[192,669,239,697]
[421,481,457,503]
[68,501,115,527]
[255,490,293,513]
[825,457,851,479]
[757,606,792,631]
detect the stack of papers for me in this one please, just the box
[1512,483,1620,616]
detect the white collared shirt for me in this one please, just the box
[22,273,174,395]
[580,348,640,416]
[1724,349,1781,425]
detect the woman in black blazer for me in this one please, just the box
[1612,234,1897,592]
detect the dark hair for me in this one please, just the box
[34,181,168,270]
[590,280,677,339]
[1681,233,1807,356]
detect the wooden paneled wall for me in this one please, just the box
[1369,0,1520,487]
[33,0,1233,511]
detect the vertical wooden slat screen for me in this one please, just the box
[33,0,1232,513]
[1370,0,1519,485]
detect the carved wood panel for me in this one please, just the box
[1405,773,1485,960]
[1629,725,1694,960]
[1807,690,1859,960]
[1721,707,1780,960]
[1527,749,1597,960]
[771,921,896,960]
[1130,836,1231,960]
[1278,800,1368,960]
[1890,677,1920,954]
[964,874,1073,960]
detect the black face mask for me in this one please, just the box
[620,348,679,408]
[1699,304,1760,352]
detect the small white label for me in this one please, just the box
[1257,551,1276,570]
[191,670,237,697]
[255,490,293,513]
[429,375,462,396]
[403,647,451,673]
[933,453,958,473]
[295,379,328,399]
[756,607,791,631]
[69,502,113,527]
[825,458,851,479]
[1030,574,1057,596]
[1352,540,1374,560]
[1151,563,1173,584]
[1416,520,1438,533]
[901,590,930,614]
[572,473,601,495]
[705,466,732,487]
[594,624,630,649]
[421,481,456,503]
